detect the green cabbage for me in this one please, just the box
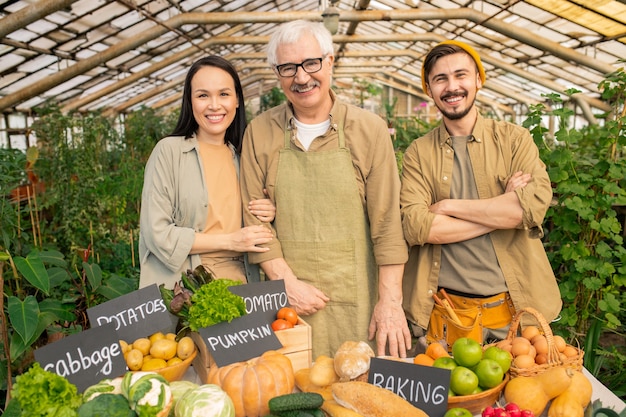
[168,380,199,417]
[77,393,136,417]
[174,384,235,417]
[121,371,172,417]
[10,362,82,417]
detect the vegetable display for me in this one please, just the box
[9,362,83,417]
[77,393,136,417]
[174,384,235,417]
[120,371,173,417]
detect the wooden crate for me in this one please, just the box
[191,317,312,383]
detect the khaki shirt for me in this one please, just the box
[400,113,562,328]
[139,136,259,289]
[240,91,408,267]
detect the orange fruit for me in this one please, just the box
[512,354,535,369]
[554,335,567,352]
[563,345,579,358]
[425,342,450,360]
[413,353,435,366]
[521,325,540,341]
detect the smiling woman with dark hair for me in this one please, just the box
[138,56,275,289]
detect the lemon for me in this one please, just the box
[149,331,166,344]
[141,358,167,371]
[167,357,183,366]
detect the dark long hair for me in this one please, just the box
[170,56,247,152]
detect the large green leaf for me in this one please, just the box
[37,248,67,268]
[8,295,40,344]
[83,261,102,290]
[48,266,72,288]
[14,253,50,295]
[10,311,56,363]
[39,298,77,322]
[96,274,137,300]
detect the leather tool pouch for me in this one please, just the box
[426,304,483,349]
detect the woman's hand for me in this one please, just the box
[231,225,273,252]
[248,188,275,223]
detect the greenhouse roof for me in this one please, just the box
[1,0,624,119]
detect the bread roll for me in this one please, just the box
[332,381,428,417]
[334,341,375,381]
[310,355,340,387]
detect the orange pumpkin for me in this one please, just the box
[207,350,295,417]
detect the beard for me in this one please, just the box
[436,90,475,120]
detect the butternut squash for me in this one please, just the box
[504,366,574,416]
[547,370,593,417]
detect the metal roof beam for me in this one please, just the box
[0,0,78,40]
[1,9,616,113]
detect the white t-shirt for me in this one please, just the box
[293,118,331,150]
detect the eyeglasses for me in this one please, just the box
[274,56,326,78]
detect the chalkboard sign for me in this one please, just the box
[197,312,282,366]
[87,284,178,341]
[34,322,127,393]
[368,357,450,417]
[229,279,289,323]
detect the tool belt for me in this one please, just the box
[426,290,515,349]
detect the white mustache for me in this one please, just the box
[291,81,320,92]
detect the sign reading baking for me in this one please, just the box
[368,357,450,417]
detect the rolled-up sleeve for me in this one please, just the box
[400,139,437,247]
[509,129,553,238]
[140,140,196,272]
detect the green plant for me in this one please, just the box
[523,69,626,398]
[259,87,286,114]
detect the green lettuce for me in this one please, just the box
[10,362,82,417]
[187,279,246,331]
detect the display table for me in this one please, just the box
[183,364,625,416]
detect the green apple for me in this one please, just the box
[483,345,512,373]
[433,356,458,371]
[452,337,483,368]
[449,366,479,395]
[443,407,473,417]
[474,358,504,388]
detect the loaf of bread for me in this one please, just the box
[332,381,428,417]
[333,341,375,381]
[309,355,340,387]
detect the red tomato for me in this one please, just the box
[276,307,299,325]
[271,318,294,331]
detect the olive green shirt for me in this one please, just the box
[240,90,408,267]
[400,113,562,329]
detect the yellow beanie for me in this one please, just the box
[421,40,486,93]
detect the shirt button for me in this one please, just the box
[446,149,451,153]
[434,261,438,267]
[443,176,448,181]
[428,289,433,295]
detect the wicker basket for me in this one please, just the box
[447,373,509,414]
[505,307,583,378]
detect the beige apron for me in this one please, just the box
[274,124,377,358]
